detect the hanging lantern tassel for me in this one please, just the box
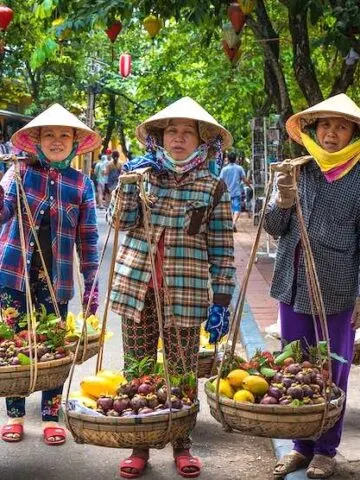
[237,0,257,15]
[119,53,132,78]
[0,5,14,31]
[228,3,246,34]
[143,15,162,39]
[105,20,122,43]
[222,40,241,65]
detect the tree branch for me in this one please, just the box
[330,58,359,96]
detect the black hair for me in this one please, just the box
[228,152,236,163]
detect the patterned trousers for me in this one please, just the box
[0,266,68,421]
[121,288,200,449]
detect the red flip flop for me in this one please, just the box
[175,455,202,478]
[119,456,148,479]
[43,426,66,446]
[1,424,24,442]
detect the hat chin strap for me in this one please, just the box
[35,143,79,170]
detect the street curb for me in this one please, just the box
[238,298,308,480]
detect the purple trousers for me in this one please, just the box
[279,302,355,458]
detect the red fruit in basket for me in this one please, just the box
[97,395,114,413]
[130,394,147,413]
[113,395,130,413]
[138,382,154,395]
[38,334,48,342]
[56,346,65,354]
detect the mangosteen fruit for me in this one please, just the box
[157,387,168,404]
[287,385,304,400]
[113,395,130,414]
[260,395,278,405]
[138,382,154,396]
[121,408,136,417]
[130,394,147,413]
[165,395,183,410]
[170,386,182,398]
[107,409,120,417]
[138,407,154,415]
[285,363,301,375]
[146,393,159,409]
[97,395,114,413]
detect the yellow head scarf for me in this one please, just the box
[300,131,360,182]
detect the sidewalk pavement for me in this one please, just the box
[234,215,360,480]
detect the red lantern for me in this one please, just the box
[0,5,13,31]
[227,3,246,34]
[119,53,132,78]
[105,21,122,43]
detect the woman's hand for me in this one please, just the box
[205,304,230,344]
[275,172,296,209]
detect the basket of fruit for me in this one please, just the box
[352,331,360,365]
[205,342,345,440]
[65,356,199,449]
[0,314,73,397]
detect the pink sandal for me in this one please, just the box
[43,426,66,446]
[175,455,202,478]
[119,456,148,479]
[1,424,24,442]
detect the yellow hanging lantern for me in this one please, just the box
[143,15,162,39]
[237,0,257,15]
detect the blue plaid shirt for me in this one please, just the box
[0,162,99,302]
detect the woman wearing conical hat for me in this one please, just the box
[107,97,235,478]
[0,104,101,445]
[265,93,360,479]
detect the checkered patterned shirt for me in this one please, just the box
[264,158,360,315]
[107,166,235,327]
[0,163,99,301]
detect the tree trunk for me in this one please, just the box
[287,7,323,106]
[102,93,116,154]
[330,59,359,96]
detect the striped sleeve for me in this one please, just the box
[207,186,235,306]
[106,182,141,230]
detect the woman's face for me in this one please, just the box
[163,119,200,161]
[40,126,75,162]
[315,117,356,153]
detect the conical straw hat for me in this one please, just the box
[136,96,233,150]
[286,93,360,145]
[11,104,102,155]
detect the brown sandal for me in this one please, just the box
[273,451,311,478]
[306,454,335,479]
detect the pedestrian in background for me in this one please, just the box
[107,149,121,193]
[94,154,109,209]
[220,151,249,231]
[266,94,360,480]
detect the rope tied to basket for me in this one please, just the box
[214,155,335,440]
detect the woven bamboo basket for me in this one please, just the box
[66,333,100,364]
[0,354,74,397]
[66,402,199,449]
[197,351,218,378]
[352,343,360,365]
[205,379,345,440]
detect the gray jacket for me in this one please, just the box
[264,159,360,315]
